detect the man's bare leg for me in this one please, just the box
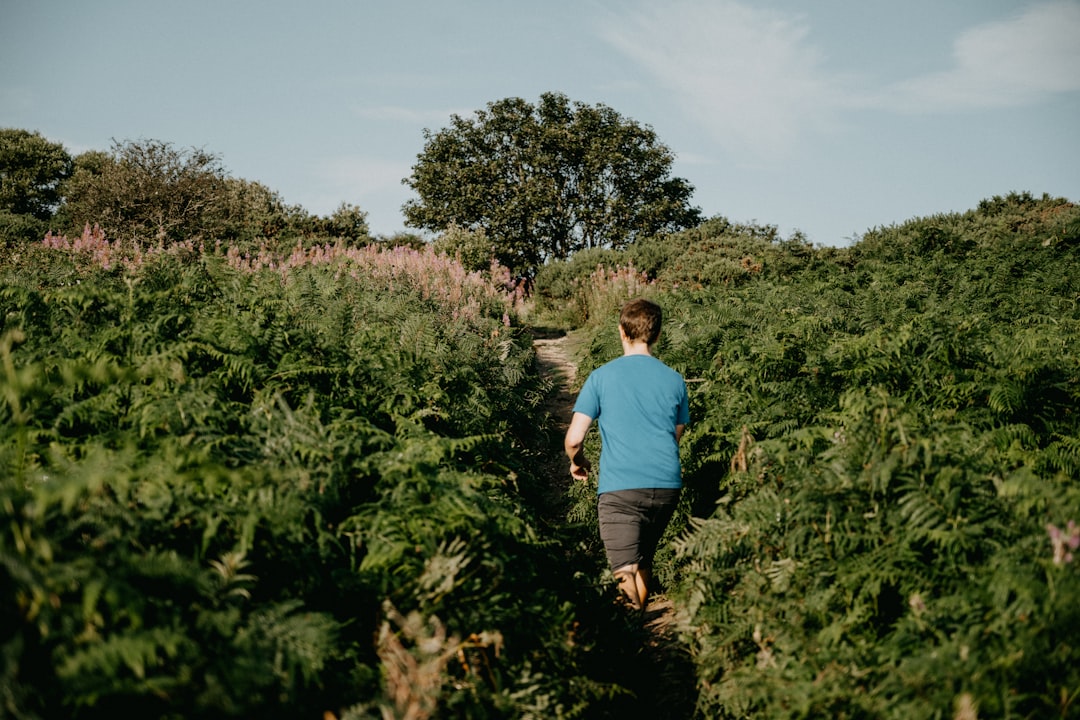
[636,566,652,609]
[614,563,649,610]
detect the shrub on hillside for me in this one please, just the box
[564,194,1080,718]
[0,243,640,718]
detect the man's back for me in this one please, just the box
[573,353,688,493]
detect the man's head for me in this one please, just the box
[619,298,662,345]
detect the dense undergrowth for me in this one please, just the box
[544,192,1080,718]
[3,190,1079,719]
[0,239,672,718]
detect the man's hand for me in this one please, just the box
[569,455,591,480]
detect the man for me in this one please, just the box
[564,298,689,610]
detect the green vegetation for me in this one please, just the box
[3,119,1078,718]
[2,238,679,718]
[1,133,373,256]
[554,192,1080,719]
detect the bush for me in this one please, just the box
[564,194,1080,718]
[0,242,640,718]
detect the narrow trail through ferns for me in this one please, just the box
[532,334,578,521]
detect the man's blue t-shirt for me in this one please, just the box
[572,354,690,494]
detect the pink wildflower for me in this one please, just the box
[1047,520,1080,565]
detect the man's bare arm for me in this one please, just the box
[564,412,593,479]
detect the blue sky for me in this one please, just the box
[2,0,1078,247]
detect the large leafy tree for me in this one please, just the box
[403,92,702,276]
[0,128,73,220]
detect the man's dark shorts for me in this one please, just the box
[597,488,681,571]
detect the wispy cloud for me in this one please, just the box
[873,1,1080,112]
[351,104,478,128]
[352,105,447,125]
[602,0,1080,162]
[600,0,844,163]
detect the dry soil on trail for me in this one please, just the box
[532,336,578,437]
[531,335,579,520]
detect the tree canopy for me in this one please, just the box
[58,138,371,250]
[0,129,73,243]
[402,92,702,276]
[61,139,231,246]
[0,128,73,221]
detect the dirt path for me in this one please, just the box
[529,334,574,408]
[532,336,578,428]
[530,335,579,521]
[531,333,696,717]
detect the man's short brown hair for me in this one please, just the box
[620,298,662,345]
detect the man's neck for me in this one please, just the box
[621,340,652,356]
